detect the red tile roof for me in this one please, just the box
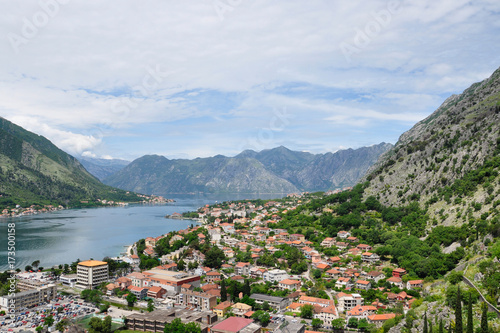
[211,317,254,332]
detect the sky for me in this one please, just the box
[1,0,499,161]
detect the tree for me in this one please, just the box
[423,311,428,333]
[312,318,323,329]
[243,279,251,297]
[44,315,54,327]
[313,269,322,279]
[455,287,463,333]
[126,293,137,307]
[438,318,444,333]
[35,326,43,333]
[147,299,155,312]
[204,246,226,268]
[467,293,473,333]
[331,318,344,330]
[480,302,488,333]
[177,260,186,271]
[251,310,270,327]
[25,265,33,272]
[164,317,201,333]
[300,304,314,319]
[348,317,358,328]
[55,319,68,332]
[220,279,227,302]
[32,260,40,270]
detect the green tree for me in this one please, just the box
[262,301,270,311]
[467,293,473,333]
[32,260,40,270]
[423,311,428,333]
[44,315,54,327]
[204,246,226,269]
[455,287,463,333]
[311,318,323,329]
[439,318,444,333]
[25,265,33,272]
[55,319,68,332]
[177,260,186,271]
[126,293,137,307]
[220,279,227,302]
[348,317,358,328]
[35,326,43,333]
[243,279,251,297]
[147,299,155,312]
[251,310,271,327]
[331,318,344,330]
[480,302,488,333]
[300,304,314,319]
[164,318,201,333]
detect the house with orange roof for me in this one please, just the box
[145,237,156,247]
[299,296,335,308]
[337,231,351,239]
[392,268,407,278]
[127,285,148,299]
[387,276,404,289]
[147,286,166,299]
[314,305,339,323]
[357,244,372,251]
[321,237,335,247]
[336,292,363,312]
[407,280,424,290]
[314,263,331,271]
[115,277,132,289]
[355,280,372,291]
[206,271,221,282]
[278,279,301,291]
[346,236,359,243]
[362,252,380,263]
[235,262,251,276]
[367,313,396,325]
[213,300,233,318]
[326,268,342,279]
[346,305,377,320]
[335,277,352,289]
[367,271,385,283]
[336,242,348,250]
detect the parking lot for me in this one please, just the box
[0,293,99,332]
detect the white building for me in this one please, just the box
[76,260,109,289]
[263,269,289,283]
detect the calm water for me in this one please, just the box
[0,194,284,271]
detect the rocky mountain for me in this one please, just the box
[0,117,142,209]
[103,143,392,195]
[364,66,500,225]
[78,156,130,181]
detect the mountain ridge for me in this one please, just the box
[103,143,392,194]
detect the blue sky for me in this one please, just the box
[1,0,499,160]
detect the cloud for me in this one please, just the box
[0,0,498,159]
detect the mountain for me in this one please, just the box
[78,156,130,181]
[0,117,142,209]
[364,66,500,225]
[103,144,392,194]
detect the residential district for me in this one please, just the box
[0,191,492,333]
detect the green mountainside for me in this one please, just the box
[0,117,142,209]
[364,66,500,226]
[103,143,392,195]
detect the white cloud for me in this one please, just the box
[0,0,498,159]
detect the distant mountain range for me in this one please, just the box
[78,156,130,181]
[0,117,142,209]
[103,143,392,195]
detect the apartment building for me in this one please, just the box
[76,260,109,289]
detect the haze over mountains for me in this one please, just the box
[102,144,392,195]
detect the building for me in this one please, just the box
[387,276,404,289]
[213,300,232,318]
[128,286,148,300]
[407,280,424,290]
[278,279,301,291]
[355,280,372,291]
[336,292,363,312]
[235,262,251,276]
[143,269,201,293]
[147,286,166,299]
[263,269,289,283]
[392,268,407,278]
[206,271,221,282]
[60,274,78,288]
[367,313,396,325]
[314,305,339,323]
[126,309,217,333]
[0,284,56,311]
[232,302,252,317]
[211,317,261,333]
[176,290,217,311]
[76,260,109,289]
[250,293,290,311]
[361,252,380,263]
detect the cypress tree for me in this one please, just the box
[429,317,433,333]
[423,311,428,333]
[220,279,227,302]
[439,318,444,333]
[455,286,463,333]
[480,302,488,333]
[243,279,251,297]
[467,293,473,333]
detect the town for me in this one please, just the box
[1,189,452,333]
